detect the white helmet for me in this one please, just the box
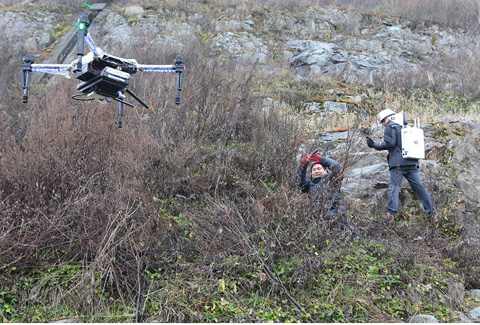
[378,109,395,123]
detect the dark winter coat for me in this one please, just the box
[294,157,344,216]
[372,119,418,169]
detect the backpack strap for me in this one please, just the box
[391,124,403,155]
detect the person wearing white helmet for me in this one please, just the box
[366,109,437,223]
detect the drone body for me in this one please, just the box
[22,14,185,127]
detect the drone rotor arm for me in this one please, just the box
[85,32,103,58]
[30,63,74,75]
[136,64,176,72]
[136,55,185,105]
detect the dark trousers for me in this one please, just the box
[387,165,434,216]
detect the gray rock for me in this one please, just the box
[88,11,132,51]
[302,19,332,38]
[469,307,480,322]
[467,289,480,297]
[324,101,348,114]
[212,31,268,63]
[318,130,350,142]
[0,10,57,58]
[342,161,391,215]
[410,314,438,323]
[54,319,79,323]
[305,102,322,113]
[215,19,253,32]
[124,6,144,18]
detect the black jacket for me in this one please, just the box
[372,119,418,169]
[294,157,343,215]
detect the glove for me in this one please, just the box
[300,156,310,168]
[366,137,375,148]
[310,153,322,165]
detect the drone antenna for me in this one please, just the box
[174,55,184,105]
[21,54,34,103]
[75,15,90,75]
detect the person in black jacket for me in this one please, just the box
[295,153,357,237]
[366,109,437,223]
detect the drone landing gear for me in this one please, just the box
[114,89,149,128]
[115,98,133,128]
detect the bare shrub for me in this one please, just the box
[0,30,305,319]
[382,0,480,32]
[437,37,480,96]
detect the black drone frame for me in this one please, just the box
[21,14,185,128]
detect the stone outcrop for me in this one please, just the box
[1,9,57,60]
[1,2,465,87]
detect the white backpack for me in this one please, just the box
[401,118,425,159]
[390,112,425,159]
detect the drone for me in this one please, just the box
[21,14,185,128]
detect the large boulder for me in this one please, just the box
[212,31,268,63]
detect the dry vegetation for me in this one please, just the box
[1,0,480,322]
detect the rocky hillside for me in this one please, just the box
[1,0,479,322]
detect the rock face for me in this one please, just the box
[0,9,57,60]
[1,2,464,86]
[280,6,461,84]
[470,307,480,322]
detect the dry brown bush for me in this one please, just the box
[0,35,304,317]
